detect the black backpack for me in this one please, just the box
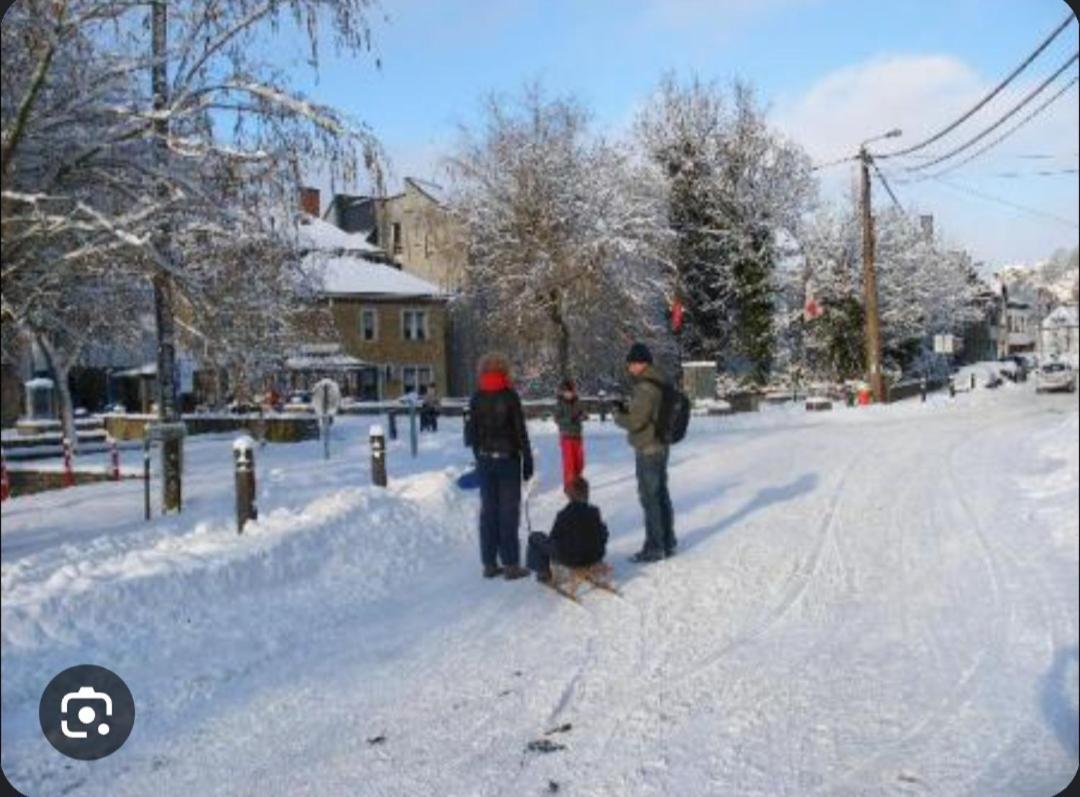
[648,377,691,445]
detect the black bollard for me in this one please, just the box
[970,373,976,390]
[409,399,418,458]
[143,431,151,520]
[370,424,387,487]
[920,376,927,402]
[233,435,258,533]
[598,390,608,422]
[388,408,398,440]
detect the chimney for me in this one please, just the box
[919,214,934,241]
[299,186,320,217]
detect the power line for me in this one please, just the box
[902,52,1078,172]
[894,74,1079,184]
[811,154,858,171]
[931,176,1079,229]
[925,75,1079,178]
[874,13,1075,160]
[989,167,1079,177]
[868,157,904,211]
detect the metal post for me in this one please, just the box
[860,147,886,404]
[920,376,927,403]
[598,390,607,422]
[143,432,151,520]
[233,435,257,533]
[409,399,418,458]
[109,436,121,480]
[970,373,976,391]
[388,409,398,440]
[370,424,387,487]
[321,415,330,460]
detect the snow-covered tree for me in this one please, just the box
[2,0,384,507]
[636,75,814,384]
[788,201,984,381]
[447,86,670,391]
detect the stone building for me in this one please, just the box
[322,179,474,393]
[290,205,450,400]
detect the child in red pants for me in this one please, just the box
[555,379,586,490]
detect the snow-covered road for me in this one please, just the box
[2,386,1077,796]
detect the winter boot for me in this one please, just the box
[483,565,504,579]
[503,565,530,580]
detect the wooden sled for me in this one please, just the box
[546,562,619,601]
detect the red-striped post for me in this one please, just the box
[1,452,10,502]
[109,436,121,481]
[61,438,75,488]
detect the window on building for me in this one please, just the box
[392,222,403,254]
[402,309,428,341]
[402,365,434,396]
[360,308,378,341]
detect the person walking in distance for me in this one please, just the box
[613,343,676,563]
[465,353,534,579]
[555,378,586,490]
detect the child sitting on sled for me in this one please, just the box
[526,477,608,583]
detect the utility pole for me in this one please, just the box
[152,0,183,511]
[859,145,885,404]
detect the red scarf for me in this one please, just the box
[478,371,511,392]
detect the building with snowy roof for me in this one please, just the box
[287,192,452,401]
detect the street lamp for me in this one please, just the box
[860,128,903,149]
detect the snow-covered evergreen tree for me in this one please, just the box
[636,75,814,384]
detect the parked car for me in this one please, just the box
[1034,362,1077,393]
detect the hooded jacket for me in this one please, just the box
[613,364,666,454]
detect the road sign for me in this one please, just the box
[311,379,341,418]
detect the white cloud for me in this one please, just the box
[772,54,1079,267]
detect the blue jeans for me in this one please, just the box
[477,455,522,567]
[636,448,675,555]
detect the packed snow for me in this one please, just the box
[1,384,1077,796]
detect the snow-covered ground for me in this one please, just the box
[2,385,1077,796]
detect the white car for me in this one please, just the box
[1034,362,1077,393]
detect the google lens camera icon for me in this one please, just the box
[60,686,114,739]
[40,665,135,760]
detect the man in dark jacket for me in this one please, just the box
[613,342,676,563]
[526,477,608,582]
[466,353,534,580]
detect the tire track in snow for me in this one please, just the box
[811,410,1053,795]
[667,444,865,684]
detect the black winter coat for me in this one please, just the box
[551,501,608,567]
[467,388,532,467]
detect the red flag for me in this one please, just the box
[671,297,684,332]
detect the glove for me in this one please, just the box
[522,456,534,482]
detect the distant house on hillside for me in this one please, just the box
[1039,304,1079,365]
[995,279,1038,357]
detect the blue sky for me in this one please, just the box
[279,0,1079,269]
